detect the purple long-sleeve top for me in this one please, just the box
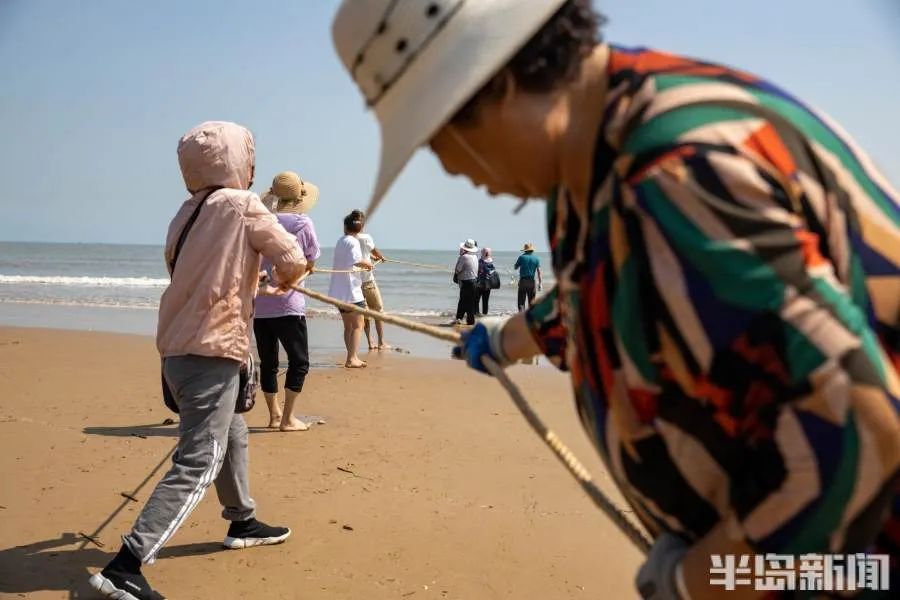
[255,213,321,318]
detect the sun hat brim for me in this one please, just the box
[339,0,567,217]
[277,182,320,214]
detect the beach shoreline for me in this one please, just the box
[0,326,641,599]
[0,302,458,361]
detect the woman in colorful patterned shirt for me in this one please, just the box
[332,1,900,597]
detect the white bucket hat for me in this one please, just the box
[332,0,567,216]
[460,238,478,253]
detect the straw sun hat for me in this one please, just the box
[523,242,535,252]
[332,0,567,216]
[270,171,319,214]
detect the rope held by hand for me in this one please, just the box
[292,283,653,555]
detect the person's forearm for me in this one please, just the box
[273,257,306,288]
[499,313,541,361]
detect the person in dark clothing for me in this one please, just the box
[454,238,479,325]
[476,247,497,315]
[513,243,542,311]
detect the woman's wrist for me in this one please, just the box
[499,313,541,361]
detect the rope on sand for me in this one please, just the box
[293,282,653,555]
[78,441,178,550]
[381,257,454,272]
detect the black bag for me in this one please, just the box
[488,269,501,290]
[161,186,258,415]
[478,263,501,290]
[162,356,257,414]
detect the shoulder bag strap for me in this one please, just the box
[168,186,224,276]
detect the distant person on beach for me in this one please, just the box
[334,1,900,597]
[89,121,304,599]
[476,247,498,316]
[328,212,373,368]
[513,243,542,311]
[453,239,479,325]
[353,209,391,350]
[255,171,321,432]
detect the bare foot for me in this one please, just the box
[377,343,392,351]
[368,344,378,351]
[345,359,368,368]
[267,414,283,429]
[279,415,310,432]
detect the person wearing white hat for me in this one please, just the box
[333,1,900,598]
[453,238,479,325]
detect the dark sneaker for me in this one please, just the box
[223,518,291,549]
[88,567,165,600]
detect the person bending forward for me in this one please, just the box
[333,2,900,597]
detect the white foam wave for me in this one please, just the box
[0,275,169,288]
[0,297,159,310]
[0,297,516,319]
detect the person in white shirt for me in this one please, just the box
[352,210,391,350]
[328,212,373,368]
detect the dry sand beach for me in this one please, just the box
[0,327,642,599]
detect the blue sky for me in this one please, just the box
[0,0,898,250]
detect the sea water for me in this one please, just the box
[0,242,553,355]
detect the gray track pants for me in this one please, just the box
[123,355,256,564]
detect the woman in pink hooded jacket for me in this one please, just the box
[89,121,307,600]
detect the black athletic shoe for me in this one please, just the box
[88,566,165,600]
[223,517,291,549]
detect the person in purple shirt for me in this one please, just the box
[255,172,321,432]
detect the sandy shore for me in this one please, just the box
[0,327,642,599]
[0,302,463,360]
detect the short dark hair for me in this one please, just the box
[452,0,604,125]
[344,211,364,233]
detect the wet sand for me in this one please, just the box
[0,327,642,599]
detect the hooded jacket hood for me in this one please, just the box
[177,121,255,193]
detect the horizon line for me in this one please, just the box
[0,239,544,253]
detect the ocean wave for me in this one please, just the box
[0,297,159,310]
[0,275,169,287]
[0,297,517,319]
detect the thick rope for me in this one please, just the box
[292,283,653,555]
[79,440,178,549]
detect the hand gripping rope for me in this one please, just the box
[292,274,653,555]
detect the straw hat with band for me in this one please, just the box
[270,171,320,214]
[332,0,567,217]
[522,243,535,252]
